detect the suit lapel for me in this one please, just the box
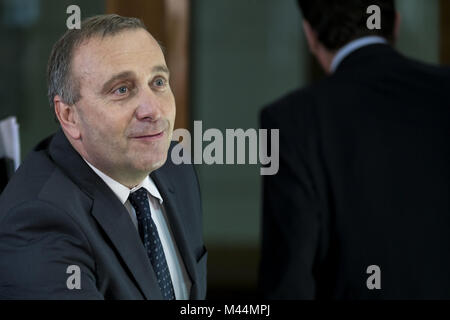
[48,129,162,299]
[151,168,198,299]
[90,189,162,300]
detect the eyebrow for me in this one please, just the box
[100,71,136,94]
[153,65,170,75]
[100,65,170,94]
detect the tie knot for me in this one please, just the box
[128,188,148,210]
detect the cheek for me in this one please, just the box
[80,109,128,145]
[165,98,176,126]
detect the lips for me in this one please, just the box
[130,131,165,141]
[132,132,163,138]
[129,120,169,141]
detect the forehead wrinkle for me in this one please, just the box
[73,29,162,63]
[95,30,163,59]
[91,46,167,76]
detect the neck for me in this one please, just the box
[62,130,148,189]
[316,48,336,74]
[84,157,148,189]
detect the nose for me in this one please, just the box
[134,87,162,121]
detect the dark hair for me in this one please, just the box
[297,0,396,51]
[47,14,147,108]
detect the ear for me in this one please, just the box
[302,20,319,54]
[54,95,81,140]
[393,11,401,43]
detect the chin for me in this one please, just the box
[130,138,171,172]
[139,152,169,173]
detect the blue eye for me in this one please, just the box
[114,86,128,95]
[154,77,166,87]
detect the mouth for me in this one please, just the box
[130,131,165,141]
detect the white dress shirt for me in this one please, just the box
[84,159,191,300]
[330,36,388,73]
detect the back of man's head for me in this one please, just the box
[297,0,396,51]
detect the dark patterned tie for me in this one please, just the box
[128,187,175,300]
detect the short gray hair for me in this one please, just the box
[47,14,147,108]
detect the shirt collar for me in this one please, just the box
[330,36,388,73]
[83,159,163,205]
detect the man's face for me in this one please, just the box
[70,29,175,184]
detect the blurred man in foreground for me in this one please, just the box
[259,0,450,299]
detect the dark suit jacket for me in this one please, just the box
[259,44,450,299]
[0,129,207,299]
[0,157,14,194]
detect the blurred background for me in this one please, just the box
[0,0,449,299]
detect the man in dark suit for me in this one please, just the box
[0,14,207,299]
[259,0,450,299]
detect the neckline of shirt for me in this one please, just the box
[330,36,388,73]
[83,158,163,205]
